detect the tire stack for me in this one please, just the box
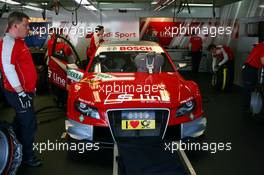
[211,65,232,91]
[0,121,22,175]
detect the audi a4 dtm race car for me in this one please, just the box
[47,37,206,146]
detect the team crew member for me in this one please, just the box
[242,43,264,111]
[0,12,41,167]
[208,44,235,85]
[86,25,104,60]
[47,32,75,63]
[189,32,203,73]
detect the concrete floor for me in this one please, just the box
[0,72,263,175]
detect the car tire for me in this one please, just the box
[250,87,264,117]
[0,121,22,175]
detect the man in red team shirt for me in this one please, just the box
[0,12,42,166]
[189,32,203,73]
[47,30,75,63]
[86,25,104,61]
[208,44,235,87]
[242,43,264,111]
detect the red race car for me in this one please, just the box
[64,41,207,146]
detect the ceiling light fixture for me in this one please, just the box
[74,0,90,5]
[84,5,97,11]
[154,0,175,11]
[151,1,158,5]
[0,0,20,5]
[23,5,43,11]
[184,3,213,7]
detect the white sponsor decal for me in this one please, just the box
[48,69,66,87]
[95,46,164,56]
[104,92,170,104]
[67,69,84,82]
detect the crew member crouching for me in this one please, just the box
[208,44,235,91]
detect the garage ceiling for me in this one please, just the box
[0,0,242,12]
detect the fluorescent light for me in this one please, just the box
[151,0,158,5]
[167,0,175,6]
[28,2,39,6]
[162,0,170,5]
[0,0,20,5]
[84,5,97,11]
[99,2,112,5]
[120,8,143,11]
[183,3,213,7]
[100,8,114,10]
[259,5,264,8]
[74,0,90,5]
[23,5,42,11]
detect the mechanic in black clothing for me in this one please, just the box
[242,43,264,112]
[189,31,203,73]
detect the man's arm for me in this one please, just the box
[218,48,229,66]
[2,36,23,92]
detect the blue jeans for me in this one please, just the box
[3,89,37,160]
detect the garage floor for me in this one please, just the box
[1,72,263,175]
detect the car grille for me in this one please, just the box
[93,126,114,143]
[107,109,169,143]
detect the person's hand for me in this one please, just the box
[214,65,220,72]
[18,91,32,109]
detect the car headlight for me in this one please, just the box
[75,101,100,119]
[176,100,195,117]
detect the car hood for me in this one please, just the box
[75,72,194,109]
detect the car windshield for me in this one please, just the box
[88,51,175,73]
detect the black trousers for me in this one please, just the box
[224,59,235,88]
[3,89,37,161]
[191,51,202,73]
[242,64,258,110]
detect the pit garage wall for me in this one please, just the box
[8,6,219,60]
[216,0,264,86]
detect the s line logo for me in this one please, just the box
[48,69,66,87]
[104,92,133,104]
[104,92,169,104]
[48,69,52,78]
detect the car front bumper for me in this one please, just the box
[65,115,207,143]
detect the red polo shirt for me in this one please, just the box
[190,36,202,52]
[245,43,264,69]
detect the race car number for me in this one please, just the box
[121,120,155,130]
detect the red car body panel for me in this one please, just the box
[67,71,203,127]
[48,56,68,89]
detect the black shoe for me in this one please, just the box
[23,157,42,167]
